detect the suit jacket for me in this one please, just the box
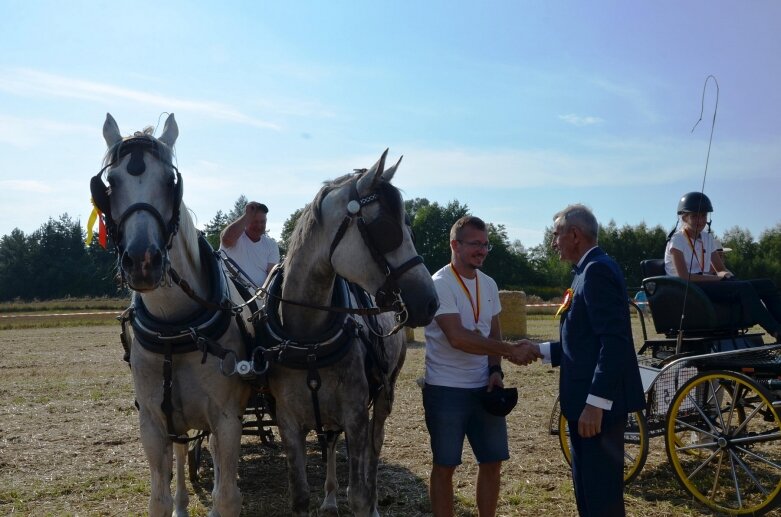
[551,247,645,422]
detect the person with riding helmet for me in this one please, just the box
[665,191,781,342]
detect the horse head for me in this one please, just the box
[92,113,183,291]
[322,149,439,327]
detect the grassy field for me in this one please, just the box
[0,307,778,515]
[0,297,128,330]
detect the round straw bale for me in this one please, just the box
[498,290,527,338]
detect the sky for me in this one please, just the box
[1,1,780,250]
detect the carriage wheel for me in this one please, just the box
[665,370,781,515]
[557,405,648,485]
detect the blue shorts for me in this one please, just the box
[423,383,509,467]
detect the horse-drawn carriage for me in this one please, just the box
[549,259,781,515]
[93,113,437,516]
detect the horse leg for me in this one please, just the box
[344,415,372,516]
[173,442,190,516]
[207,417,243,517]
[278,412,311,517]
[367,353,404,516]
[367,403,390,517]
[138,417,175,517]
[319,433,340,515]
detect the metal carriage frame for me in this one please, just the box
[549,294,781,516]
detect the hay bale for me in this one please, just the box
[498,290,527,338]
[404,326,415,343]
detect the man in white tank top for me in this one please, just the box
[219,201,280,287]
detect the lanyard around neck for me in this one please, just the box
[683,229,706,273]
[450,263,480,324]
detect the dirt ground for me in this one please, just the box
[0,324,764,516]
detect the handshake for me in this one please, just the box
[504,340,542,366]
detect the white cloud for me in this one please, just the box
[590,77,660,123]
[0,114,93,148]
[0,68,280,130]
[0,180,54,193]
[390,136,781,191]
[558,113,604,126]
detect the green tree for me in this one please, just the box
[0,229,31,300]
[228,195,249,221]
[480,223,542,290]
[279,207,305,257]
[203,210,230,250]
[721,226,758,278]
[403,198,431,222]
[527,227,571,292]
[598,221,667,288]
[27,215,90,298]
[755,225,781,286]
[201,195,249,249]
[409,199,470,274]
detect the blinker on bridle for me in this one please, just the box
[327,175,423,322]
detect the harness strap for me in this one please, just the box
[159,342,212,444]
[118,307,134,365]
[169,265,232,313]
[328,215,353,263]
[306,356,331,462]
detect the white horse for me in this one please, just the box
[262,150,438,516]
[92,113,251,516]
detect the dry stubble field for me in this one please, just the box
[0,317,770,516]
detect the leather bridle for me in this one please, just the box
[89,136,183,277]
[327,176,423,326]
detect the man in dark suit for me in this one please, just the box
[520,204,645,517]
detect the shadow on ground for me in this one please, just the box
[191,432,431,516]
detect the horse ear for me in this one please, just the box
[382,155,402,182]
[103,113,122,147]
[158,113,179,147]
[357,148,389,193]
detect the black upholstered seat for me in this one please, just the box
[640,259,750,337]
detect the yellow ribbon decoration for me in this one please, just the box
[85,200,100,246]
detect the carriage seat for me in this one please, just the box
[640,259,751,337]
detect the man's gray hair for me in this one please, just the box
[553,204,599,241]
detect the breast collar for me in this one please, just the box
[256,266,362,369]
[130,234,234,354]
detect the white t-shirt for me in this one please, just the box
[664,230,718,276]
[424,264,502,389]
[220,232,280,287]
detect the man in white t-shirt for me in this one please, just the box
[423,215,541,517]
[220,201,280,287]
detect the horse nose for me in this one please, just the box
[426,297,439,319]
[121,245,164,278]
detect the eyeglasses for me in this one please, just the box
[457,240,493,251]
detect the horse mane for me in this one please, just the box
[285,170,403,260]
[177,202,201,259]
[285,173,355,259]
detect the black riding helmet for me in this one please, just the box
[677,192,713,214]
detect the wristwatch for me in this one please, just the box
[488,364,504,379]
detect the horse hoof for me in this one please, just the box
[319,492,339,515]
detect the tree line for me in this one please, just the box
[2,197,780,301]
